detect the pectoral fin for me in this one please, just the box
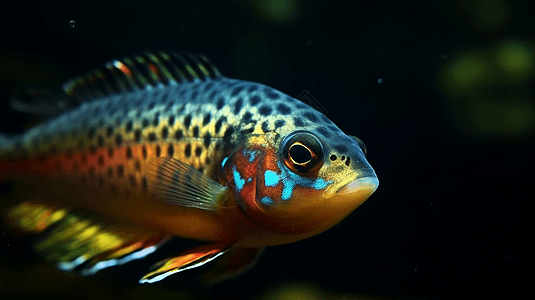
[140,242,233,284]
[146,157,230,211]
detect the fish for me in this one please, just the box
[0,51,379,284]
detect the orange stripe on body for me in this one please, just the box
[0,144,155,179]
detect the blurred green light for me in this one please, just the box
[496,41,533,78]
[438,40,535,138]
[472,0,511,31]
[257,0,297,23]
[473,101,535,136]
[443,53,489,93]
[263,282,323,300]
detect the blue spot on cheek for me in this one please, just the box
[264,170,280,187]
[260,196,274,205]
[275,161,334,201]
[221,156,228,168]
[242,149,258,162]
[313,178,330,189]
[281,181,295,201]
[233,166,245,191]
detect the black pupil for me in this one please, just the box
[289,144,311,164]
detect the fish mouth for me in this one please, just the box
[336,176,379,195]
[336,168,379,195]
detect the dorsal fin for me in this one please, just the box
[7,51,224,127]
[62,51,223,102]
[7,86,77,130]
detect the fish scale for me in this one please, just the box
[6,77,337,184]
[0,50,378,284]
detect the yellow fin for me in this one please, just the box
[5,200,170,275]
[6,200,67,234]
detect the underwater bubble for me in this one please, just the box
[69,20,75,28]
[378,78,383,83]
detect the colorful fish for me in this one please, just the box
[0,51,378,283]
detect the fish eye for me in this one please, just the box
[289,142,312,164]
[281,131,324,174]
[349,135,367,157]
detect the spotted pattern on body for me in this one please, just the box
[0,51,378,284]
[3,78,354,191]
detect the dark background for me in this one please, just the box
[0,1,532,299]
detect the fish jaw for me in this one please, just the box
[334,176,379,201]
[326,176,378,215]
[233,176,379,247]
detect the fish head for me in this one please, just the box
[223,121,378,238]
